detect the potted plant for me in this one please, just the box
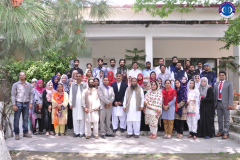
[232,91,240,110]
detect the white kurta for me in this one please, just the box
[123,88,144,122]
[129,69,142,78]
[69,84,84,121]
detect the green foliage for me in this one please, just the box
[217,56,240,73]
[0,53,73,85]
[125,48,146,70]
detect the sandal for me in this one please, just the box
[166,135,171,139]
[46,132,49,136]
[50,131,54,135]
[151,134,157,139]
[33,132,38,135]
[193,136,197,140]
[55,134,59,137]
[176,133,180,138]
[187,135,193,138]
[38,132,43,135]
[163,134,168,138]
[178,134,183,139]
[148,134,153,139]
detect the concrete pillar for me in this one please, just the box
[145,36,153,68]
[233,45,240,93]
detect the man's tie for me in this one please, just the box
[218,81,223,99]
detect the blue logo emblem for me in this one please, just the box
[219,2,235,18]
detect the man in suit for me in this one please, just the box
[111,73,128,133]
[98,77,115,139]
[214,71,234,139]
[196,61,204,74]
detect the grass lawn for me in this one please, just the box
[10,151,240,160]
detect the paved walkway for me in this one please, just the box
[6,131,240,154]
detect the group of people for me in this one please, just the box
[11,56,233,141]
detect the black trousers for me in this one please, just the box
[175,119,185,134]
[34,118,43,133]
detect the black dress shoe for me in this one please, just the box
[120,128,124,133]
[106,133,115,137]
[79,134,85,138]
[73,134,80,137]
[126,135,132,138]
[101,135,106,139]
[113,129,117,133]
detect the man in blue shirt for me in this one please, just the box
[200,63,216,88]
[142,61,155,77]
[93,58,108,78]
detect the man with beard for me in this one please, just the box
[117,59,128,76]
[184,60,191,73]
[129,62,142,78]
[82,79,101,139]
[171,62,188,87]
[142,61,155,77]
[123,78,144,138]
[196,61,204,74]
[155,58,169,75]
[187,65,197,80]
[107,59,117,79]
[69,73,87,138]
[168,56,183,74]
[70,59,83,77]
[93,58,108,78]
[200,63,216,88]
[98,77,115,139]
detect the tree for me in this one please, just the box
[132,0,240,50]
[0,0,115,58]
[125,48,146,69]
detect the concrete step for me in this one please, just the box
[229,131,240,143]
[232,116,240,124]
[230,123,240,134]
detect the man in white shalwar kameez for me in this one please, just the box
[123,78,144,138]
[82,79,101,139]
[69,73,87,137]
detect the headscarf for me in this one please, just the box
[175,79,188,117]
[194,75,201,89]
[82,75,88,83]
[142,76,151,92]
[52,83,64,128]
[150,71,156,82]
[31,78,38,87]
[96,70,104,86]
[199,77,209,97]
[52,76,59,90]
[122,72,128,83]
[86,69,93,79]
[35,80,45,94]
[107,71,116,86]
[137,73,143,86]
[46,81,54,102]
[162,82,178,112]
[60,74,69,93]
[180,76,188,91]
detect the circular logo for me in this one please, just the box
[219,2,235,18]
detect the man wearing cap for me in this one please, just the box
[142,61,155,77]
[82,78,101,139]
[129,61,142,78]
[200,63,216,88]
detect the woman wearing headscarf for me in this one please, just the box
[194,75,201,89]
[197,77,215,139]
[52,76,59,91]
[174,79,188,139]
[32,80,45,135]
[137,73,143,86]
[150,71,156,82]
[107,71,116,86]
[60,74,72,130]
[41,81,54,136]
[86,69,93,80]
[52,83,69,137]
[140,75,151,132]
[144,81,162,139]
[186,79,200,140]
[162,80,177,139]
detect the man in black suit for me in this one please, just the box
[196,61,204,75]
[111,72,128,133]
